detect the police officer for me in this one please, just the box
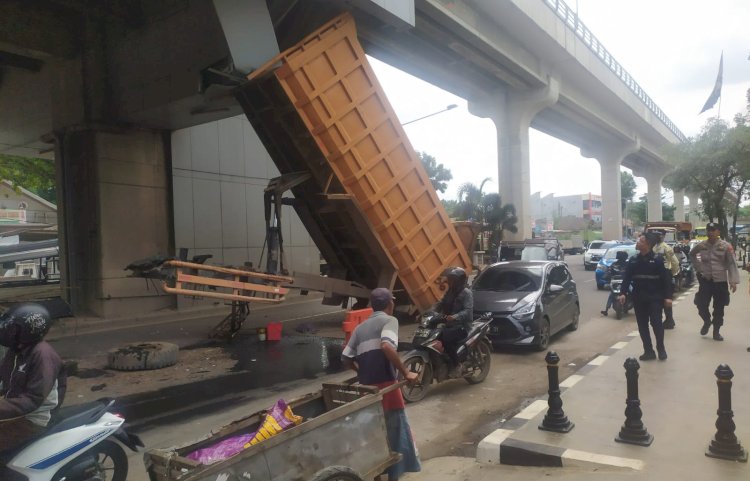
[618,233,673,361]
[689,222,739,341]
[652,231,680,329]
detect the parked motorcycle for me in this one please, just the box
[611,276,633,320]
[399,312,493,403]
[1,398,142,481]
[677,252,694,289]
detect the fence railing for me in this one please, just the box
[542,0,686,142]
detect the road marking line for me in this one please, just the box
[560,374,584,388]
[562,449,644,470]
[515,399,548,420]
[610,341,629,350]
[588,355,609,366]
[477,428,515,464]
[628,330,639,337]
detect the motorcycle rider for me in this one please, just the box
[433,267,473,375]
[0,304,67,452]
[600,250,630,316]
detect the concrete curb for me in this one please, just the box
[476,329,644,470]
[476,283,703,471]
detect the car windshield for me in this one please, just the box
[588,241,605,250]
[604,246,637,260]
[473,266,543,292]
[521,246,548,261]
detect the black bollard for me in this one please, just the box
[539,351,574,432]
[615,357,653,446]
[706,364,748,461]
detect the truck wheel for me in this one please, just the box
[310,466,364,481]
[107,342,179,371]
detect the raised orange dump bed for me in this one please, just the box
[236,13,471,312]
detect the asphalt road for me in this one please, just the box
[118,254,646,480]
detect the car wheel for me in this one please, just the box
[567,306,580,331]
[596,283,604,290]
[535,318,551,351]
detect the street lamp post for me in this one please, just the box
[401,104,458,126]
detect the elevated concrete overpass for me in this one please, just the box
[0,0,685,316]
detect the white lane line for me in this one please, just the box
[515,399,549,420]
[560,374,584,388]
[477,429,515,464]
[610,341,629,350]
[588,355,609,366]
[628,330,640,337]
[562,449,644,470]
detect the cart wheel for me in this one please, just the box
[310,466,364,481]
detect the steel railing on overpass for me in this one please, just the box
[543,0,687,143]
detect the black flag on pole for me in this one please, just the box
[700,53,723,114]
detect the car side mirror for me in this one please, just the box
[548,284,564,293]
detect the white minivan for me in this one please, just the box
[583,240,620,270]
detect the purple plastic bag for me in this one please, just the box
[185,434,254,465]
[185,399,302,465]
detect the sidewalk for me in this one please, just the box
[406,272,750,480]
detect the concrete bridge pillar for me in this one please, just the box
[468,78,559,240]
[581,138,640,240]
[631,165,669,222]
[687,192,703,226]
[673,189,685,222]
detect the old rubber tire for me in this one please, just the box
[107,342,179,371]
[310,466,364,481]
[400,356,432,403]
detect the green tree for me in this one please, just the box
[620,170,637,212]
[0,154,56,202]
[664,92,750,239]
[418,151,452,194]
[480,193,518,249]
[454,178,492,221]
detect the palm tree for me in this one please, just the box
[454,179,518,252]
[454,178,492,222]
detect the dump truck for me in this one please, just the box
[643,222,693,243]
[234,13,472,313]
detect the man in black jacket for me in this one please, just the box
[0,304,67,451]
[618,233,673,361]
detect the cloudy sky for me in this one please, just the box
[369,0,750,202]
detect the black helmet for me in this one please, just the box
[615,250,629,262]
[0,304,52,349]
[443,267,468,289]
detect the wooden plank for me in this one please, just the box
[176,272,288,295]
[166,260,294,283]
[162,284,284,304]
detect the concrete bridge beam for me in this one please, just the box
[581,138,640,240]
[469,77,559,240]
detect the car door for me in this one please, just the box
[542,264,566,331]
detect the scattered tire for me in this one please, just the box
[107,342,179,371]
[310,466,364,481]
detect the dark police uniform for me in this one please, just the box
[619,251,673,357]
